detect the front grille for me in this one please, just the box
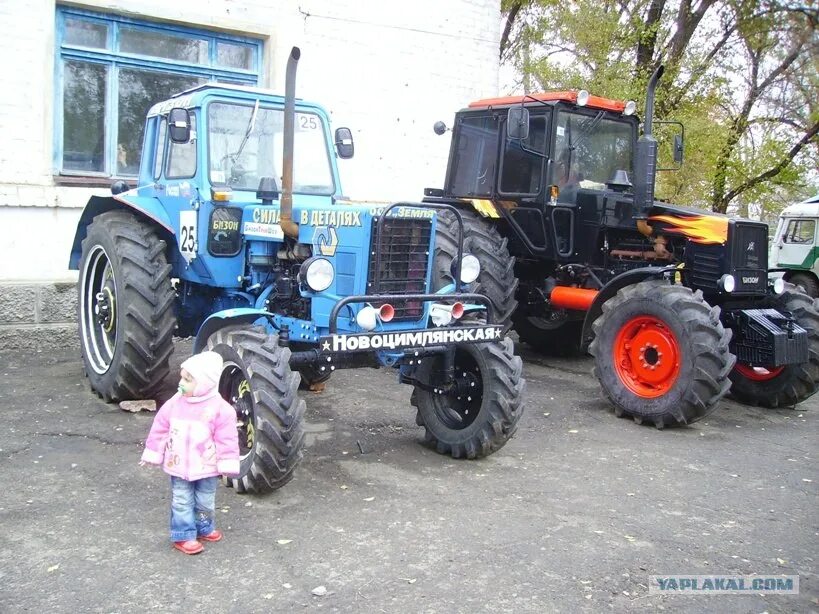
[731,222,768,293]
[367,217,432,320]
[689,246,722,291]
[732,222,767,269]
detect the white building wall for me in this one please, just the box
[0,0,501,281]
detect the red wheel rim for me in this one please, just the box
[734,363,785,381]
[613,315,681,398]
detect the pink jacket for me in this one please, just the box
[141,391,241,480]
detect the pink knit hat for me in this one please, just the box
[181,351,224,395]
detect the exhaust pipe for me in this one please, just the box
[633,64,664,220]
[279,46,301,239]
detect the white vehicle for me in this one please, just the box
[769,195,819,297]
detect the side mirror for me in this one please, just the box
[673,134,684,164]
[335,127,354,159]
[655,120,685,171]
[168,108,191,143]
[507,107,530,140]
[433,121,448,135]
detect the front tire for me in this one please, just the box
[207,326,305,494]
[589,280,734,428]
[729,286,819,407]
[410,338,525,458]
[77,210,176,401]
[433,209,517,329]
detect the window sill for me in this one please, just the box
[54,175,136,188]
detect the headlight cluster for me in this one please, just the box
[450,254,481,284]
[299,257,334,292]
[718,274,735,293]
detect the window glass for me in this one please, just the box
[553,111,633,189]
[785,220,816,244]
[500,114,548,194]
[154,118,167,180]
[167,115,198,178]
[56,8,261,178]
[62,61,107,172]
[118,68,204,176]
[208,103,334,194]
[449,115,500,197]
[119,27,208,64]
[217,42,253,70]
[64,18,107,48]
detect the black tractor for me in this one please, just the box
[424,66,819,428]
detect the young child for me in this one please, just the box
[140,351,240,555]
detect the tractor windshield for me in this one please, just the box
[553,110,634,190]
[207,101,334,194]
[448,114,501,197]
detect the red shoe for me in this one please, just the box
[198,529,223,542]
[173,540,204,555]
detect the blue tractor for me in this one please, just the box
[68,48,525,493]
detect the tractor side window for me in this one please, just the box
[785,219,816,244]
[500,114,548,195]
[153,117,167,180]
[553,111,634,191]
[167,115,197,179]
[448,115,500,197]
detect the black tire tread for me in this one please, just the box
[208,326,305,494]
[411,337,525,458]
[434,209,518,329]
[79,210,176,402]
[729,287,819,407]
[589,280,734,427]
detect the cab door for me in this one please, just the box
[772,217,817,270]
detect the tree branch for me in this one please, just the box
[723,119,819,204]
[500,2,523,60]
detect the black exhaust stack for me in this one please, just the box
[279,46,301,239]
[633,65,664,219]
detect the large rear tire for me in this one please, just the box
[729,286,819,407]
[589,280,734,428]
[410,338,524,458]
[433,209,517,329]
[207,326,305,494]
[77,210,176,402]
[787,273,819,299]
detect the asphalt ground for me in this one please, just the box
[0,337,816,613]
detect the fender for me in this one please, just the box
[580,266,675,350]
[67,194,175,269]
[193,308,270,353]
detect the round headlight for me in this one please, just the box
[773,277,785,295]
[623,100,637,116]
[300,257,334,292]
[459,254,481,284]
[576,90,590,106]
[719,274,735,293]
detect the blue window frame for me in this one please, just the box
[55,6,261,179]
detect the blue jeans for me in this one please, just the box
[169,476,219,542]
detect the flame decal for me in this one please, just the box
[648,214,728,245]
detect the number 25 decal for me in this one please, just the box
[180,225,196,252]
[179,210,198,259]
[298,115,318,130]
